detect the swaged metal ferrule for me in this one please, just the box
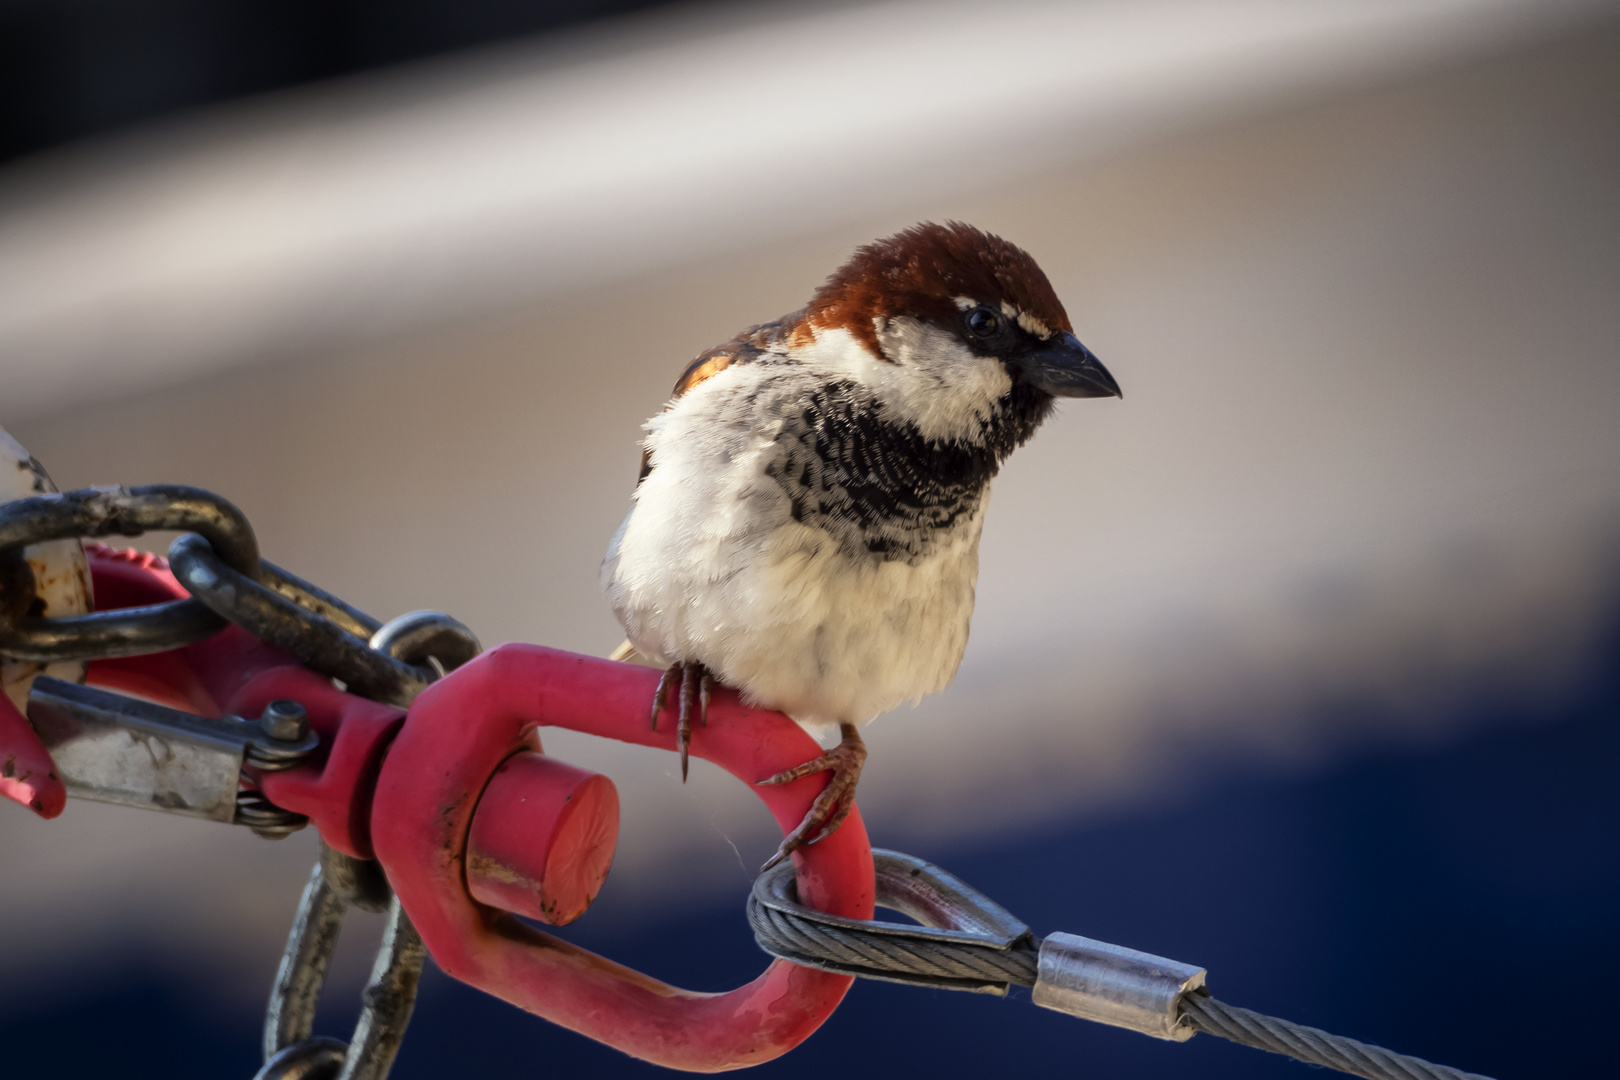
[1031,931,1206,1040]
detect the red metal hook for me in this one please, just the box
[372,644,876,1072]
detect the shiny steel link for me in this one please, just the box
[317,841,393,914]
[0,484,258,661]
[253,1037,348,1080]
[265,860,349,1061]
[262,629,477,1080]
[168,534,436,708]
[337,899,426,1080]
[0,596,227,663]
[369,610,481,675]
[265,846,395,1058]
[258,561,383,642]
[0,484,259,568]
[263,847,426,1080]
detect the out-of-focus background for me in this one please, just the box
[2,1,1617,1076]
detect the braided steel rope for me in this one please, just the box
[746,893,1040,986]
[1179,993,1494,1080]
[747,889,1497,1080]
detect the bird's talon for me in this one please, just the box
[656,661,712,784]
[758,756,827,787]
[757,724,865,872]
[649,665,675,731]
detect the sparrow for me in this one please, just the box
[601,222,1121,870]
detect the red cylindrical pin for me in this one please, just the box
[465,751,619,926]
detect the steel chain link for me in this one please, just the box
[0,483,480,1080]
[0,485,253,660]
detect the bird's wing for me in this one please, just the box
[637,315,797,485]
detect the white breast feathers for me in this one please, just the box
[601,361,986,729]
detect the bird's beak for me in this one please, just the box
[1018,333,1122,399]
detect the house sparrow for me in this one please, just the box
[602,222,1120,870]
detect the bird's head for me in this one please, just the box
[789,221,1120,449]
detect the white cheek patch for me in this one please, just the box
[875,317,1014,442]
[795,322,1012,444]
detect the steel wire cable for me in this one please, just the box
[747,890,1497,1080]
[747,892,1041,986]
[1177,993,1494,1080]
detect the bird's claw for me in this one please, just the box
[651,661,712,783]
[758,724,866,872]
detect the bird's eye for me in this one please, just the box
[965,306,1004,341]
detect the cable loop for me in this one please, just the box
[750,849,1038,994]
[749,851,1498,1080]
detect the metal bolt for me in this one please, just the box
[260,699,309,743]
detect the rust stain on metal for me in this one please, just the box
[466,849,538,891]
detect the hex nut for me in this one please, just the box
[260,699,309,742]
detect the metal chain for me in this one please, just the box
[259,847,428,1080]
[0,482,479,1080]
[253,602,477,1080]
[168,533,436,708]
[0,483,478,706]
[747,855,1498,1080]
[0,485,254,659]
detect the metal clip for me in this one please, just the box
[26,676,317,831]
[1031,931,1206,1041]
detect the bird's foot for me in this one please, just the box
[650,661,712,783]
[757,723,866,872]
